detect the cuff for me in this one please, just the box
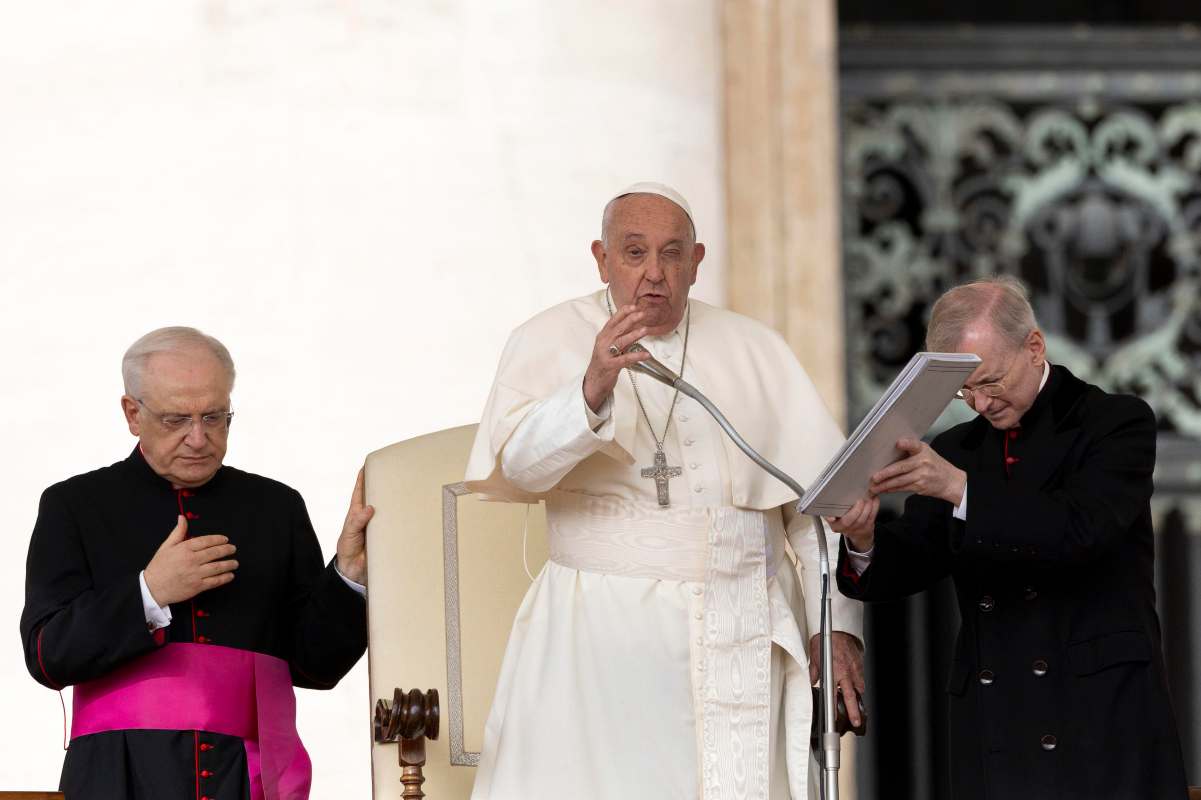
[844,544,874,575]
[334,563,367,598]
[952,482,968,521]
[139,570,172,632]
[584,392,612,432]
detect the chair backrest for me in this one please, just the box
[363,425,547,799]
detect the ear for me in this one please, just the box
[121,395,142,437]
[1028,329,1047,364]
[689,243,705,285]
[591,240,610,284]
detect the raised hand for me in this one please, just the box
[143,515,238,606]
[582,304,652,412]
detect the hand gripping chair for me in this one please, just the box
[363,425,548,799]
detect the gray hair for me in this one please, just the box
[601,193,696,247]
[122,326,236,397]
[925,276,1038,352]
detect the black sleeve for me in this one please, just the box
[954,397,1154,565]
[836,489,957,602]
[20,485,159,689]
[285,490,367,689]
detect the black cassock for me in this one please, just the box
[837,365,1188,800]
[20,448,367,799]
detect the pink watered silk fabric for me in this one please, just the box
[71,642,311,800]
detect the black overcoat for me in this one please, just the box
[837,365,1187,800]
[20,448,367,800]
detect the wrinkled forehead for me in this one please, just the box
[141,349,232,401]
[957,324,1018,381]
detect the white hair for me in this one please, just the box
[122,326,236,397]
[926,276,1038,352]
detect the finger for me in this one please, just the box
[351,467,366,510]
[865,498,880,530]
[871,455,917,484]
[611,326,650,354]
[840,681,863,726]
[166,515,188,543]
[199,572,236,591]
[203,559,239,576]
[601,306,644,337]
[195,543,238,562]
[896,437,924,454]
[188,534,232,552]
[346,505,375,533]
[614,350,651,368]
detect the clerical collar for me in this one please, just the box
[128,445,225,493]
[1015,361,1055,430]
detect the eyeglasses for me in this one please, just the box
[136,398,234,432]
[955,353,1020,404]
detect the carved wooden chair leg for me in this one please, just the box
[375,688,440,800]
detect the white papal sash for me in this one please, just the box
[545,490,784,800]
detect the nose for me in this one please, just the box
[972,393,995,413]
[644,253,666,283]
[184,420,208,449]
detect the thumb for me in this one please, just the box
[896,437,923,454]
[167,514,188,542]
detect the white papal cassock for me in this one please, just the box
[465,290,862,800]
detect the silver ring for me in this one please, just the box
[608,344,621,356]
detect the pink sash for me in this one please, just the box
[71,643,312,800]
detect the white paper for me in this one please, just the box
[798,352,981,516]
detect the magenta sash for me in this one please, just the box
[71,643,312,800]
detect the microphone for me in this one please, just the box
[626,343,683,387]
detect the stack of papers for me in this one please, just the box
[799,352,981,516]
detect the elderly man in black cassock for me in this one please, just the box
[831,277,1188,800]
[20,326,373,800]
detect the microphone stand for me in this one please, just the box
[628,344,841,800]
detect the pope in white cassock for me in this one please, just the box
[464,183,865,799]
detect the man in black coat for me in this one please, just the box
[831,277,1188,800]
[20,326,374,800]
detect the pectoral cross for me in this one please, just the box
[641,447,683,507]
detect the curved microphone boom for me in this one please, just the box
[626,343,842,800]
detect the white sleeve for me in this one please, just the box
[334,563,367,598]
[786,510,864,642]
[952,482,968,521]
[139,570,172,632]
[844,543,875,575]
[500,375,615,493]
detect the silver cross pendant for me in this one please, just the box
[641,447,683,507]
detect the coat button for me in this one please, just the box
[978,669,995,686]
[1041,734,1057,751]
[1024,587,1038,601]
[200,769,213,777]
[978,595,995,612]
[200,743,214,752]
[1032,659,1048,677]
[197,635,211,644]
